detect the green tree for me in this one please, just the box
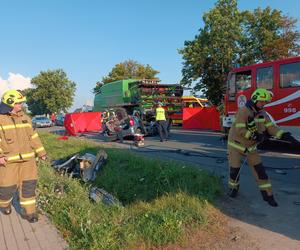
[26,69,76,115]
[93,60,159,93]
[180,0,242,105]
[180,1,300,105]
[240,7,300,64]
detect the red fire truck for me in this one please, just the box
[223,56,300,135]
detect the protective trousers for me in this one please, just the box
[228,148,273,197]
[157,120,168,141]
[0,159,37,215]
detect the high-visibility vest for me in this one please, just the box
[156,107,166,121]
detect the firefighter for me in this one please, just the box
[227,88,299,207]
[155,102,168,142]
[0,89,47,222]
[101,110,110,123]
[101,110,110,136]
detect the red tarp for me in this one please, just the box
[182,107,221,131]
[64,112,102,136]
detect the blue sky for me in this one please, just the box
[0,0,299,111]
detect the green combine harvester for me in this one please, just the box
[93,79,183,124]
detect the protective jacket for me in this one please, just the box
[228,103,284,152]
[0,110,46,215]
[0,111,46,162]
[101,112,110,123]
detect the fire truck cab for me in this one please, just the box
[223,56,300,136]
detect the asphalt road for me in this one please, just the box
[44,126,300,243]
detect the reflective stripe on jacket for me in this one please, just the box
[228,140,257,153]
[0,111,46,160]
[155,107,166,121]
[228,106,284,150]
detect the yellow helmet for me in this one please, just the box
[251,88,272,103]
[1,89,27,107]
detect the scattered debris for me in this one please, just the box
[79,150,108,182]
[51,150,124,206]
[89,187,122,206]
[134,134,145,147]
[56,136,69,140]
[274,169,287,175]
[51,150,108,182]
[51,154,80,177]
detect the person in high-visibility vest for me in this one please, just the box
[155,102,168,142]
[227,88,300,207]
[0,89,47,222]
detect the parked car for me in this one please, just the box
[55,114,65,126]
[32,116,52,128]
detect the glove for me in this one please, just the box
[281,132,300,145]
[251,132,266,142]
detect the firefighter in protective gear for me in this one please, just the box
[101,110,110,136]
[155,102,168,142]
[0,89,47,222]
[227,88,299,207]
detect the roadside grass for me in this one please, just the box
[38,132,222,250]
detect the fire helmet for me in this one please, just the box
[251,88,272,103]
[1,89,26,107]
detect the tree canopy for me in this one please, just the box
[240,7,300,64]
[93,60,159,93]
[26,69,76,115]
[179,0,300,105]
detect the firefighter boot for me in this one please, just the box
[21,213,38,223]
[261,191,278,207]
[0,204,12,215]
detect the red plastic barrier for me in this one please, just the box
[182,107,221,131]
[64,112,102,136]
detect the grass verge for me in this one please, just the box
[38,132,222,250]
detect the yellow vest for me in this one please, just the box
[156,107,166,121]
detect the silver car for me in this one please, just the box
[32,116,52,128]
